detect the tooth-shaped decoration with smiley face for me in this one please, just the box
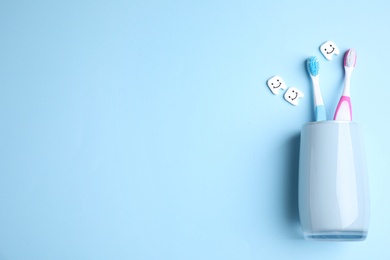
[320,41,340,60]
[284,87,304,106]
[267,76,287,95]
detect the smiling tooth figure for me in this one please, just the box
[267,76,287,95]
[320,41,340,60]
[284,87,304,106]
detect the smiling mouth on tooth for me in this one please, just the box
[273,82,282,89]
[291,92,298,100]
[326,47,335,54]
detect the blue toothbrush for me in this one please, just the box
[307,56,326,121]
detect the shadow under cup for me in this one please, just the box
[298,121,370,241]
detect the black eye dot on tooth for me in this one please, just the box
[330,44,332,47]
[292,90,294,92]
[325,49,327,51]
[288,96,291,98]
[271,83,273,85]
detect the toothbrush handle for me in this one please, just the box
[315,105,327,121]
[334,96,352,121]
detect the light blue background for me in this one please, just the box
[1,0,389,259]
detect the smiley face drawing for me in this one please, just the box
[267,76,287,95]
[284,87,304,106]
[320,41,340,60]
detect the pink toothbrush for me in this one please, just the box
[334,49,357,121]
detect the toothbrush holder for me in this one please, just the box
[298,121,370,241]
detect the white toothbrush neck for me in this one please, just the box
[343,66,354,96]
[311,75,324,106]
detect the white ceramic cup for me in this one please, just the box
[298,121,370,241]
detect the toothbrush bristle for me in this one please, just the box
[344,48,357,67]
[307,56,319,76]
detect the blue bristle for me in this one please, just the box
[307,56,319,76]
